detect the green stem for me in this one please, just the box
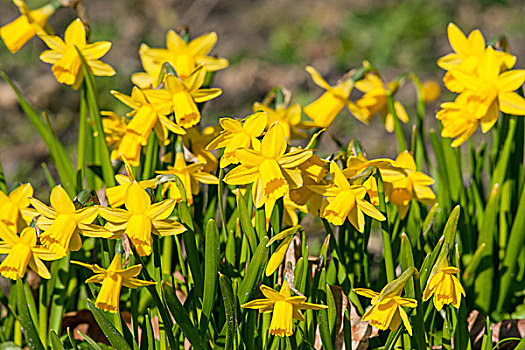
[0,158,7,194]
[131,246,178,350]
[491,116,517,187]
[38,280,48,346]
[412,272,426,349]
[77,84,88,190]
[374,168,395,282]
[387,93,407,152]
[218,167,228,240]
[141,131,158,180]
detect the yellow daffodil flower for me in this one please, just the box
[343,154,400,205]
[436,94,480,147]
[0,0,57,53]
[101,111,128,161]
[309,161,385,231]
[449,47,525,132]
[437,23,515,93]
[423,261,466,311]
[0,224,59,280]
[72,254,156,313]
[223,123,312,216]
[206,112,267,168]
[381,151,435,219]
[354,74,409,132]
[183,126,220,173]
[289,154,328,217]
[105,161,156,208]
[421,80,441,103]
[354,287,417,335]
[303,66,361,128]
[30,185,111,257]
[242,280,327,337]
[39,18,115,89]
[0,183,36,231]
[156,152,219,205]
[282,196,307,227]
[164,67,222,129]
[132,30,229,88]
[112,86,185,166]
[99,182,186,256]
[252,100,304,139]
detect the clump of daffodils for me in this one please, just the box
[437,23,525,146]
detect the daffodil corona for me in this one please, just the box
[242,280,327,337]
[423,261,466,311]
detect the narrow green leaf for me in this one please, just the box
[15,278,44,350]
[87,300,131,350]
[140,311,156,350]
[443,205,461,249]
[463,243,486,286]
[200,219,220,334]
[49,330,65,350]
[0,71,75,195]
[316,270,333,350]
[236,191,257,253]
[75,49,115,188]
[419,236,444,288]
[238,236,269,305]
[0,158,7,194]
[497,182,525,311]
[475,184,499,313]
[77,331,104,350]
[161,281,207,350]
[399,233,415,297]
[219,274,237,350]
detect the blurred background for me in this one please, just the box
[1,0,525,199]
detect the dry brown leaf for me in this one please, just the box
[468,310,525,349]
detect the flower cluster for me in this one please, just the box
[437,23,525,146]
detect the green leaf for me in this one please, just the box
[316,270,333,350]
[75,49,115,188]
[419,235,444,288]
[497,181,525,311]
[49,330,65,350]
[219,274,237,350]
[0,71,75,196]
[237,192,257,253]
[475,184,500,313]
[87,300,131,350]
[77,331,104,350]
[15,278,44,350]
[0,158,7,194]
[399,233,415,298]
[443,205,461,249]
[200,219,220,335]
[238,236,269,305]
[161,281,207,350]
[140,311,156,350]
